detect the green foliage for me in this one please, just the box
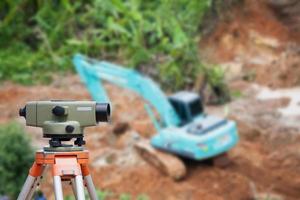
[65,189,149,200]
[0,122,34,199]
[0,0,212,90]
[97,189,114,200]
[205,65,225,88]
[231,90,243,99]
[204,65,231,104]
[137,194,149,200]
[119,193,132,200]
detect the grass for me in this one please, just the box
[65,189,149,200]
[0,0,214,91]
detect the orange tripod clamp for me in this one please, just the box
[29,151,90,178]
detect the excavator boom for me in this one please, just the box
[73,54,181,127]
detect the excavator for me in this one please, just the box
[73,54,239,179]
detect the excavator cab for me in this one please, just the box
[169,91,204,125]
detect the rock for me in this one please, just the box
[249,30,280,49]
[219,62,244,81]
[255,193,284,200]
[92,145,144,168]
[112,121,130,135]
[115,131,140,149]
[134,139,186,180]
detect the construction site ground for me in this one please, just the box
[1,75,300,200]
[1,1,300,199]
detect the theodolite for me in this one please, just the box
[19,100,110,151]
[17,100,110,200]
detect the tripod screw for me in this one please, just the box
[49,139,61,147]
[74,138,86,146]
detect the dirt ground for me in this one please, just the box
[1,75,300,200]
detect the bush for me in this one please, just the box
[0,122,34,199]
[203,65,231,104]
[0,0,212,90]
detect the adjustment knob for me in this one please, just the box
[65,125,75,133]
[74,138,86,146]
[52,106,66,116]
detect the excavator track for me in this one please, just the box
[134,139,186,180]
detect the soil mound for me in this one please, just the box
[201,0,300,88]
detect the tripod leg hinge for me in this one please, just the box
[29,162,43,177]
[81,163,90,176]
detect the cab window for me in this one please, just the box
[189,99,203,117]
[170,100,188,122]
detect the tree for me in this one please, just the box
[0,122,34,199]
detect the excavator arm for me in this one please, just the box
[73,54,181,128]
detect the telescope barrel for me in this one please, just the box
[95,103,110,122]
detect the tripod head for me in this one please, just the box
[19,100,110,151]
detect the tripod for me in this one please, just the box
[17,150,98,200]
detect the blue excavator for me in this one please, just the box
[73,54,239,178]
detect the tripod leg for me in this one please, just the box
[53,176,64,200]
[75,175,86,200]
[84,175,98,200]
[17,175,36,200]
[26,165,47,200]
[71,178,78,200]
[81,164,98,200]
[17,162,44,200]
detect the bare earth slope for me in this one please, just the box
[201,0,300,89]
